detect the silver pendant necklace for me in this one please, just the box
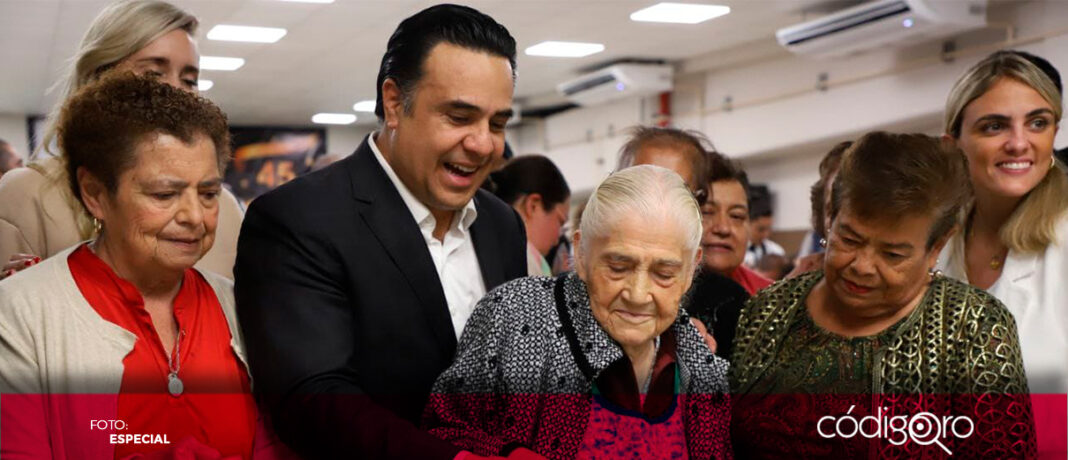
[167,330,185,397]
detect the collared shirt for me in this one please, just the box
[369,134,486,338]
[68,244,256,459]
[744,238,785,267]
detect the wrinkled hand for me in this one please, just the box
[1,254,40,280]
[786,253,823,279]
[690,317,717,354]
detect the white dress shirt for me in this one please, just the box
[744,238,786,267]
[369,135,486,339]
[937,213,1068,394]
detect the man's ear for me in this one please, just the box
[77,167,108,221]
[381,78,406,130]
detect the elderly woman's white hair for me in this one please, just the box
[578,165,703,262]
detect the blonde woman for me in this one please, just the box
[0,0,243,280]
[939,51,1068,457]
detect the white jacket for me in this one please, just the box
[937,214,1068,394]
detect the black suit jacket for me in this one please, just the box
[234,138,528,459]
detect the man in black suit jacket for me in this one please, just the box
[234,5,526,459]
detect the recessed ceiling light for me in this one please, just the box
[630,3,731,24]
[312,113,357,125]
[352,100,376,112]
[207,25,287,43]
[525,41,605,58]
[198,79,214,91]
[277,0,334,3]
[200,56,245,71]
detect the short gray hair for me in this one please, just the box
[578,164,703,262]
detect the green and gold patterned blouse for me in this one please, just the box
[728,271,1036,459]
[730,270,1029,395]
[745,305,902,396]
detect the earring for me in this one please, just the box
[928,268,942,278]
[818,237,827,248]
[92,217,102,235]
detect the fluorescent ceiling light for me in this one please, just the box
[312,113,357,125]
[198,79,214,91]
[207,25,287,43]
[630,3,731,24]
[525,41,605,58]
[352,100,376,112]
[200,56,245,71]
[277,0,334,3]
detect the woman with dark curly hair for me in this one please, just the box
[0,73,262,459]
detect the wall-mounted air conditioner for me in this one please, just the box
[776,0,987,58]
[557,63,673,107]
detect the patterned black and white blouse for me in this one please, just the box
[423,272,733,460]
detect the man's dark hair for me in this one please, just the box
[617,126,711,184]
[374,4,517,120]
[748,185,773,220]
[617,126,714,204]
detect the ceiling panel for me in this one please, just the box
[0,0,843,125]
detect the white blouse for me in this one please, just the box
[937,214,1068,394]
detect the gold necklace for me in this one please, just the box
[966,216,1006,271]
[989,252,1006,270]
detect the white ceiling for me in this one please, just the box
[0,0,853,126]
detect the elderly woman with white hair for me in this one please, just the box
[422,165,732,460]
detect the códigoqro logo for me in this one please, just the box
[817,405,974,455]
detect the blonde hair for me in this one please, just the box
[36,0,198,160]
[945,51,1068,252]
[31,0,197,239]
[578,165,703,263]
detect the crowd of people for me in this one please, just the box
[0,1,1065,459]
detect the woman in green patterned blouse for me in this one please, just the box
[729,131,1035,459]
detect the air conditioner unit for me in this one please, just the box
[557,63,673,107]
[776,0,987,58]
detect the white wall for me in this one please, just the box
[522,0,1068,231]
[0,113,29,161]
[327,124,375,156]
